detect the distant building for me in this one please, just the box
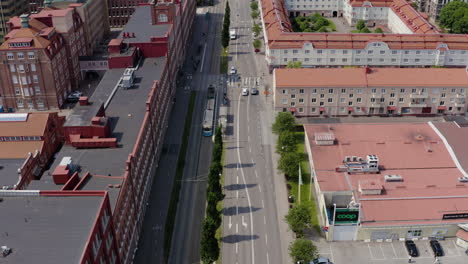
[304,122,468,241]
[108,0,148,27]
[0,0,30,43]
[425,0,468,22]
[273,67,467,116]
[0,112,64,190]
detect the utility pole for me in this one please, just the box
[298,164,302,204]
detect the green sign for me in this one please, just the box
[334,209,359,223]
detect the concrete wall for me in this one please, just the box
[357,223,461,241]
[387,9,413,34]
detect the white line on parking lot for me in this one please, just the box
[390,242,397,258]
[329,244,335,263]
[452,240,461,257]
[254,170,258,178]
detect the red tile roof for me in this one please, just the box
[274,68,468,88]
[261,0,468,50]
[456,230,468,241]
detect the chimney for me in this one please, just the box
[20,14,30,28]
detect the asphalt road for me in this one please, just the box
[220,0,291,263]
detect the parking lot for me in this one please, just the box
[315,239,468,264]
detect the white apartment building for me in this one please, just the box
[273,67,468,116]
[260,0,468,69]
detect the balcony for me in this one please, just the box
[456,94,466,98]
[409,93,428,99]
[455,102,466,107]
[370,103,381,108]
[371,94,383,98]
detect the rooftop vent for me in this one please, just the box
[314,132,335,145]
[459,176,468,183]
[384,175,403,182]
[1,246,12,257]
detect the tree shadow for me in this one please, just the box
[224,163,255,169]
[224,183,257,191]
[222,206,261,216]
[221,234,259,244]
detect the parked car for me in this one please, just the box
[241,88,249,96]
[405,240,419,257]
[66,91,83,102]
[311,257,331,264]
[254,48,260,53]
[430,240,444,257]
[230,66,237,74]
[251,87,259,95]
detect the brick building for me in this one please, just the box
[0,190,119,264]
[1,0,196,263]
[274,67,468,116]
[0,112,64,190]
[108,0,148,27]
[0,0,30,43]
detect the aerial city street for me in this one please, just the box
[0,0,468,264]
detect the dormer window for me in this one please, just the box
[158,13,168,23]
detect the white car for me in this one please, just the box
[230,66,237,74]
[241,88,249,96]
[311,257,331,264]
[67,91,83,102]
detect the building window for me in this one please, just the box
[33,75,39,83]
[327,98,333,103]
[319,102,324,106]
[441,93,446,98]
[341,88,346,94]
[7,53,14,60]
[10,64,15,72]
[291,102,296,106]
[320,94,325,98]
[311,107,316,113]
[282,98,288,105]
[282,89,287,94]
[21,77,27,85]
[357,89,362,94]
[367,58,372,62]
[291,94,296,99]
[293,50,298,54]
[158,13,168,23]
[390,93,395,98]
[380,98,385,103]
[399,98,404,103]
[370,98,376,103]
[17,53,24,59]
[311,98,317,103]
[329,89,334,94]
[17,99,24,108]
[37,99,44,108]
[31,63,36,72]
[28,52,35,59]
[18,64,25,72]
[389,101,395,106]
[392,50,397,55]
[357,98,362,103]
[15,88,21,95]
[317,50,322,54]
[349,94,354,98]
[299,98,304,103]
[12,75,18,84]
[368,50,373,54]
[400,88,405,93]
[299,89,304,94]
[329,58,335,62]
[380,50,385,54]
[371,89,376,94]
[312,89,317,94]
[298,107,304,113]
[305,50,310,54]
[348,101,353,106]
[451,88,456,94]
[407,230,422,237]
[381,89,386,94]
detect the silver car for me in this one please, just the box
[251,87,259,95]
[241,88,249,96]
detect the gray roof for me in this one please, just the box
[0,194,102,264]
[119,5,171,43]
[77,175,123,210]
[0,159,23,188]
[31,57,166,207]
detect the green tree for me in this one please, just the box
[285,203,311,236]
[200,217,219,263]
[251,10,259,19]
[253,39,262,49]
[410,2,418,10]
[272,112,296,134]
[360,27,371,33]
[374,27,383,33]
[286,61,302,69]
[250,1,258,10]
[313,17,328,31]
[277,131,298,153]
[252,23,261,36]
[439,0,468,32]
[289,239,319,263]
[278,152,302,179]
[356,19,366,30]
[451,9,468,34]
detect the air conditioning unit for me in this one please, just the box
[384,175,403,182]
[458,176,468,183]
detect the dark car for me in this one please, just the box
[405,240,419,257]
[430,240,444,257]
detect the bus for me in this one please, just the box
[203,86,216,136]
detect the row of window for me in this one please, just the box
[11,75,39,85]
[10,63,37,73]
[0,136,42,142]
[282,97,464,106]
[275,49,465,55]
[6,52,36,60]
[281,57,462,64]
[282,106,464,114]
[16,98,45,109]
[281,88,466,95]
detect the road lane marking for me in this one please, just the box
[251,158,254,164]
[236,92,256,264]
[367,244,375,260]
[237,175,239,184]
[254,170,258,178]
[249,146,251,153]
[330,244,335,263]
[248,135,250,141]
[265,233,268,245]
[236,205,238,215]
[229,215,232,229]
[242,216,247,227]
[199,42,207,73]
[236,191,239,199]
[263,215,266,225]
[258,185,262,193]
[261,199,265,208]
[266,252,270,264]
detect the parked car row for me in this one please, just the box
[405,239,444,257]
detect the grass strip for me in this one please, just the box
[215,145,226,263]
[220,47,228,74]
[163,91,197,262]
[288,132,321,233]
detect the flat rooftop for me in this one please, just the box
[119,5,171,43]
[305,122,468,226]
[76,175,124,210]
[0,159,24,188]
[433,122,468,176]
[0,192,103,264]
[31,57,166,201]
